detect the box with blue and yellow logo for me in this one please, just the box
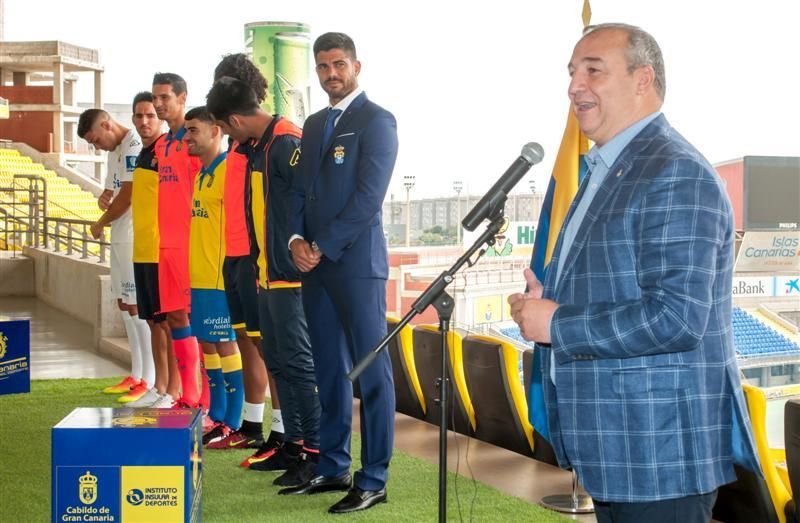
[52,407,202,522]
[0,317,30,395]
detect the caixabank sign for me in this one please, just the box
[52,408,202,522]
[0,318,30,395]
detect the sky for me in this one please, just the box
[6,0,799,201]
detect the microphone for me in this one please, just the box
[461,142,544,232]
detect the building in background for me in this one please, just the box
[383,191,545,246]
[0,41,104,179]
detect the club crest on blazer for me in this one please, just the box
[333,145,345,165]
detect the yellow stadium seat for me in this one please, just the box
[715,385,786,523]
[744,384,793,523]
[461,333,533,456]
[412,325,474,435]
[386,316,426,419]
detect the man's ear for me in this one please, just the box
[636,65,655,95]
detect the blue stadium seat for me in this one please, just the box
[733,308,800,358]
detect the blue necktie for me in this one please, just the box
[320,108,342,157]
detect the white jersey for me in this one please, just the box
[105,129,142,243]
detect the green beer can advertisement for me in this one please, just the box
[244,21,311,126]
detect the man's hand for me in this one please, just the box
[508,268,558,344]
[98,190,113,211]
[290,238,321,273]
[89,222,104,240]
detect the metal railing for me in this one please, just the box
[0,176,45,248]
[14,174,47,247]
[44,216,109,262]
[0,205,23,252]
[0,174,109,262]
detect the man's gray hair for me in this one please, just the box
[584,23,666,100]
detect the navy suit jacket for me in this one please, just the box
[539,115,760,502]
[290,92,398,280]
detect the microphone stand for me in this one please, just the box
[349,202,508,523]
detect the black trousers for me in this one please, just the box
[594,490,718,523]
[258,287,320,447]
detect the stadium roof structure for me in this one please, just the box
[0,41,102,73]
[0,40,104,178]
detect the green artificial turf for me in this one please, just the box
[0,378,569,522]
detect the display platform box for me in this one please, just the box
[52,407,202,522]
[0,317,30,395]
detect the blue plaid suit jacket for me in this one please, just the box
[540,115,760,503]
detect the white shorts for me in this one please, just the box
[110,242,136,305]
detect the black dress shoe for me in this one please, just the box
[328,486,387,513]
[277,473,352,495]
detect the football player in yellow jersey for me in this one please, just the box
[126,92,185,409]
[184,107,243,444]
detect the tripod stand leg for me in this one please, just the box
[434,292,454,523]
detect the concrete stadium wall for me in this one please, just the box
[22,246,123,345]
[0,87,55,153]
[0,252,35,296]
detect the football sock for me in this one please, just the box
[171,326,200,406]
[241,402,264,436]
[121,313,141,381]
[272,409,284,434]
[199,356,210,411]
[131,315,155,385]
[221,352,244,431]
[203,352,225,423]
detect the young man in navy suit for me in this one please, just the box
[509,23,759,523]
[281,32,399,515]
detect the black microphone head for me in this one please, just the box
[521,142,545,165]
[460,141,544,232]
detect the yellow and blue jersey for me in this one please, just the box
[131,136,163,263]
[189,152,227,290]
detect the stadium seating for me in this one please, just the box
[724,384,791,523]
[461,334,533,456]
[500,325,528,346]
[386,317,426,419]
[714,463,782,523]
[500,332,564,466]
[500,325,533,384]
[785,400,800,522]
[411,325,474,434]
[521,347,533,399]
[0,148,102,252]
[713,383,790,522]
[733,308,800,357]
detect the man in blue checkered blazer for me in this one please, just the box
[510,23,760,522]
